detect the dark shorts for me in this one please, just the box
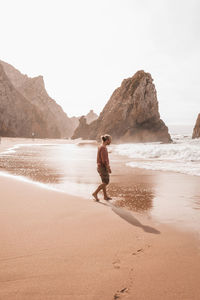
[97,165,110,185]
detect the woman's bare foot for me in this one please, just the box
[92,193,99,202]
[104,197,112,201]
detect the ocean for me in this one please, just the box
[114,132,200,177]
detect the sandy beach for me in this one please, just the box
[0,138,200,299]
[0,162,200,299]
[1,0,199,297]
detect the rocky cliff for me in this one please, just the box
[72,71,172,143]
[0,60,74,138]
[0,63,49,137]
[192,114,200,139]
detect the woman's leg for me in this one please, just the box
[93,166,111,201]
[102,183,109,199]
[92,183,106,201]
[93,183,112,201]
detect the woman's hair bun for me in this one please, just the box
[101,134,111,142]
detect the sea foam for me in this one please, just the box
[113,135,200,176]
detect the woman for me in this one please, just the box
[92,134,112,201]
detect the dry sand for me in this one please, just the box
[0,173,200,300]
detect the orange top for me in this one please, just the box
[97,145,109,167]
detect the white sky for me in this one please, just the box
[1,0,199,125]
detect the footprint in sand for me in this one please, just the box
[112,259,120,269]
[132,248,144,255]
[132,244,151,256]
[113,288,129,299]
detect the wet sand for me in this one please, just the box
[109,161,200,232]
[1,139,200,299]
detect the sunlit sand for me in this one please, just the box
[0,138,200,299]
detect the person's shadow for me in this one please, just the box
[98,201,160,234]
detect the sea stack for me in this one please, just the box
[72,71,172,143]
[192,114,200,139]
[86,110,98,124]
[70,110,98,133]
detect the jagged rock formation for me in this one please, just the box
[72,71,172,143]
[70,110,98,133]
[0,63,49,137]
[86,110,98,124]
[0,60,74,138]
[72,116,90,140]
[192,114,200,139]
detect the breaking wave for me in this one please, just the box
[114,135,200,176]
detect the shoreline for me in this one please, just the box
[1,138,200,233]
